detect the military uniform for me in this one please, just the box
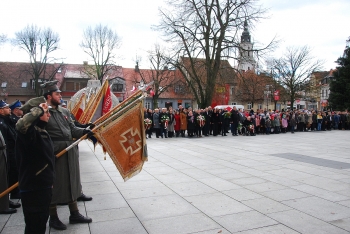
[41,80,92,230]
[0,131,12,213]
[16,98,55,233]
[47,105,84,203]
[0,100,18,214]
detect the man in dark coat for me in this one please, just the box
[0,100,21,209]
[16,97,55,234]
[8,100,23,199]
[230,106,240,136]
[159,108,169,138]
[42,81,92,230]
[202,107,211,136]
[0,130,16,215]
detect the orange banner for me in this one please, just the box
[94,100,147,181]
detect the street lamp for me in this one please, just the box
[264,85,272,111]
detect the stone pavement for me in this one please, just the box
[1,130,350,233]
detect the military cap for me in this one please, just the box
[9,100,22,110]
[20,96,46,114]
[40,80,61,94]
[0,100,9,109]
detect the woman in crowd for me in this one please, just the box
[153,109,161,138]
[167,106,175,138]
[187,110,195,137]
[174,110,181,137]
[180,109,187,137]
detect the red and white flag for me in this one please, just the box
[102,85,112,115]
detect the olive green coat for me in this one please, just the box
[46,106,84,204]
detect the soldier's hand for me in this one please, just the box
[39,103,49,113]
[87,122,95,130]
[83,128,94,138]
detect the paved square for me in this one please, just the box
[1,131,350,233]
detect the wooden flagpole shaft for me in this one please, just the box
[0,94,146,199]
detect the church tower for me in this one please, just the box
[237,20,256,72]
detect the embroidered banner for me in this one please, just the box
[94,100,147,181]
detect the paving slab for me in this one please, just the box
[212,210,278,233]
[184,192,252,217]
[268,209,349,234]
[142,213,223,234]
[282,196,350,222]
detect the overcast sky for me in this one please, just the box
[0,0,349,71]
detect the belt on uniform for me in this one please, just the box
[0,145,6,150]
[50,138,77,141]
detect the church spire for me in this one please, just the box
[241,20,251,43]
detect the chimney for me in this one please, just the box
[83,61,88,65]
[135,61,140,72]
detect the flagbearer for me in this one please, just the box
[41,80,93,230]
[16,97,55,234]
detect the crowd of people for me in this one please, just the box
[144,105,350,138]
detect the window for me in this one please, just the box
[65,82,75,90]
[322,90,324,98]
[325,89,328,97]
[1,82,7,88]
[174,84,184,93]
[145,102,151,109]
[112,84,123,92]
[231,102,237,105]
[231,88,234,95]
[30,79,47,89]
[57,68,62,73]
[247,103,252,110]
[258,104,262,110]
[21,82,27,88]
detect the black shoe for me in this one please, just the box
[77,193,92,202]
[0,208,17,214]
[49,216,67,230]
[69,211,92,224]
[9,200,21,209]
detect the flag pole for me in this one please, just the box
[0,93,147,199]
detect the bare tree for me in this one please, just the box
[272,46,323,110]
[235,71,265,108]
[0,34,6,45]
[0,34,7,81]
[140,44,181,108]
[80,24,121,83]
[154,0,275,108]
[13,25,62,96]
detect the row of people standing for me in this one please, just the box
[144,106,350,138]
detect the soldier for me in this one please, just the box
[41,81,93,230]
[0,130,16,214]
[0,100,21,209]
[16,97,55,233]
[8,100,23,199]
